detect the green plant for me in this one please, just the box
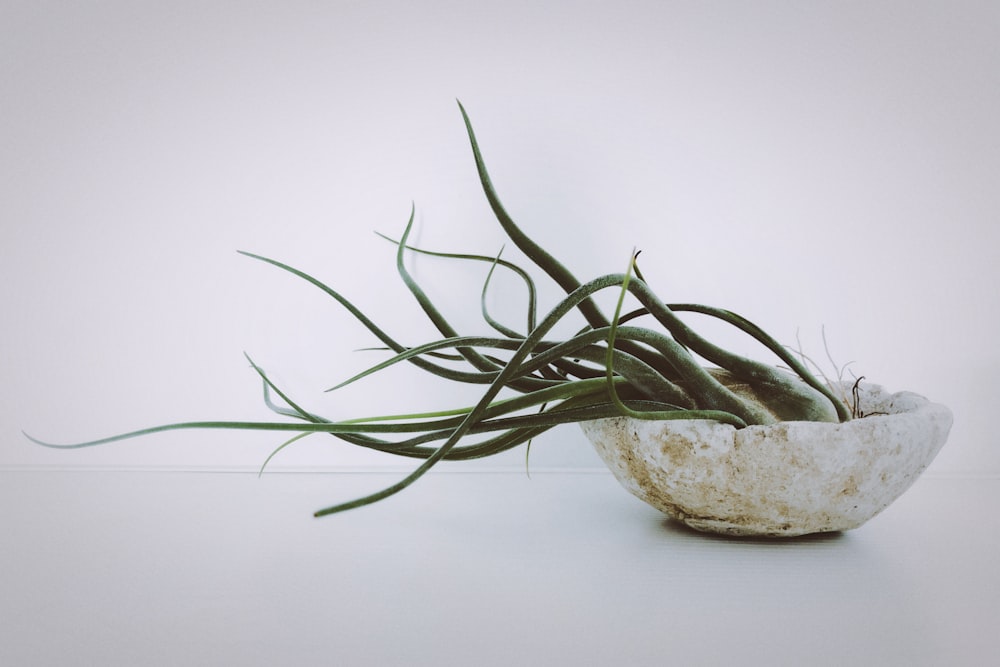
[28,102,851,517]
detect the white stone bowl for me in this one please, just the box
[580,381,952,537]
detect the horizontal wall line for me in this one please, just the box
[0,463,616,475]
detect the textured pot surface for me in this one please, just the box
[580,381,952,537]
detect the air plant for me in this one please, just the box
[28,102,853,518]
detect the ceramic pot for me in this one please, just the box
[580,381,952,537]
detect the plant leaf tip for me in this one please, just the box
[22,430,72,449]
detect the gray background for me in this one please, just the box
[4,0,997,473]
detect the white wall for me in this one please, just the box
[4,1,998,473]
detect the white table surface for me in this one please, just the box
[2,469,997,666]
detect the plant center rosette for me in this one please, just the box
[27,103,953,534]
